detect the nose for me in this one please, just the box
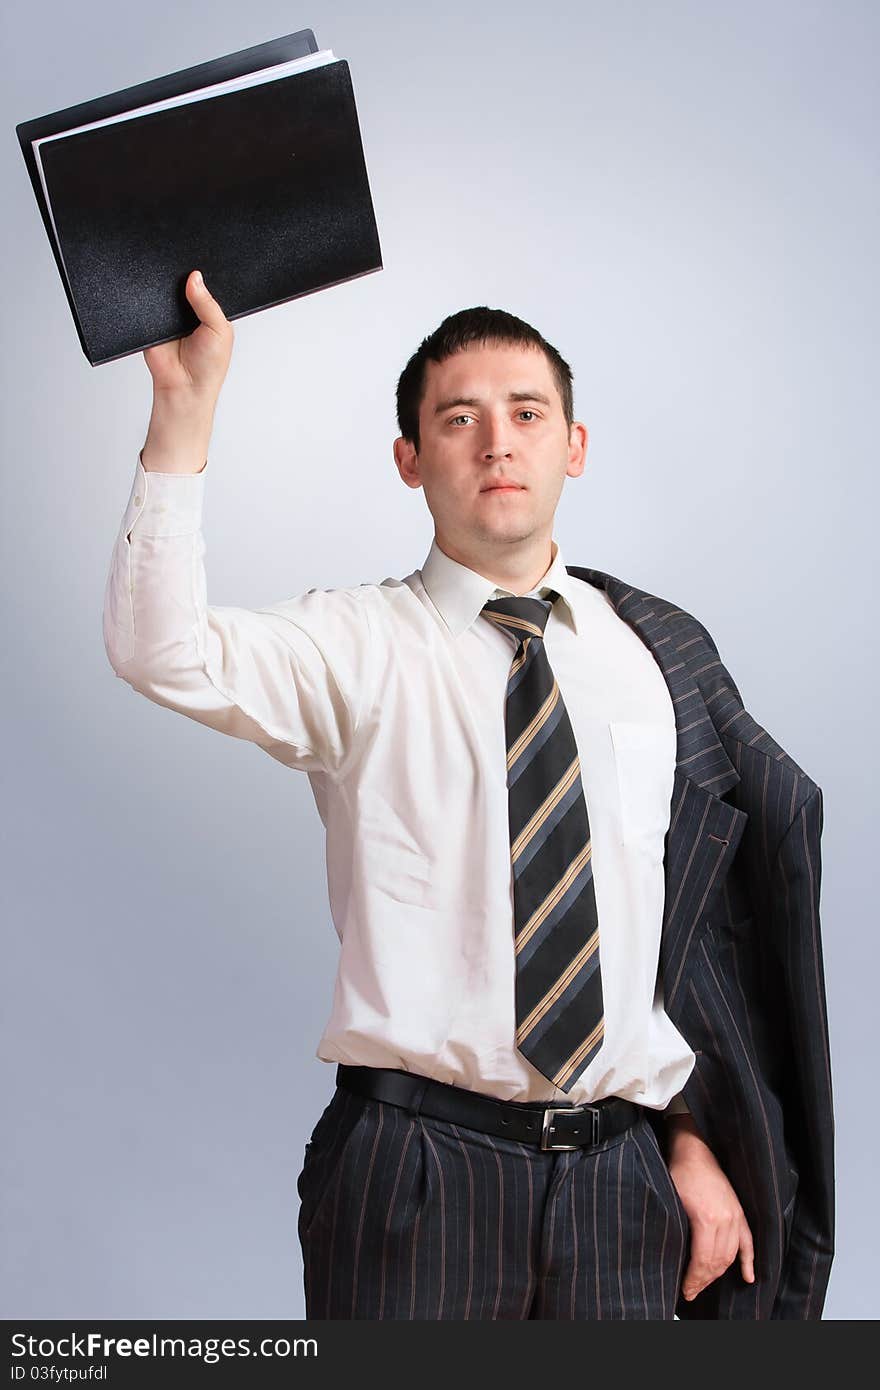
[480,415,513,461]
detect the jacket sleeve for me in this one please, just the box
[769,784,835,1318]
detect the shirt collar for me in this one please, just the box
[420,537,579,638]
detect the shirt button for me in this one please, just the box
[134,494,142,506]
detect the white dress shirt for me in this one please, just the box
[103,456,694,1113]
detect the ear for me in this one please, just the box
[393,435,423,490]
[566,422,588,479]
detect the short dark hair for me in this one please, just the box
[396,306,574,452]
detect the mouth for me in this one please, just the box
[482,483,525,492]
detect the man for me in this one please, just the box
[103,270,833,1319]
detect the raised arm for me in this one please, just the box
[103,272,376,780]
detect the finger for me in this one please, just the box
[680,1260,700,1300]
[717,1223,743,1282]
[681,1241,713,1301]
[185,269,230,333]
[738,1216,756,1284]
[682,1259,722,1300]
[682,1224,735,1299]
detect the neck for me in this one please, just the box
[436,535,556,595]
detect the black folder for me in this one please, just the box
[16,29,383,365]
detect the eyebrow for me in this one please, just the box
[432,390,553,416]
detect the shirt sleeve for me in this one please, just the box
[102,454,377,779]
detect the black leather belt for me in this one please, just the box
[335,1064,642,1151]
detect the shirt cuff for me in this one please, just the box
[124,450,208,540]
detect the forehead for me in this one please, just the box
[422,341,557,401]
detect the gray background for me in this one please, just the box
[2,0,876,1320]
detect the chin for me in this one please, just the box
[479,522,535,545]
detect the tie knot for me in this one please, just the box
[481,593,555,645]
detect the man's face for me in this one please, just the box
[393,342,587,563]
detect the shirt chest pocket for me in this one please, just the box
[608,720,677,851]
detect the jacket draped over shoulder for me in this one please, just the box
[567,566,834,1320]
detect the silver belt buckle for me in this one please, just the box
[540,1104,600,1150]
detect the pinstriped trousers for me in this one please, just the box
[297,1083,690,1319]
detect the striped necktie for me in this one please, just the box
[481,593,604,1094]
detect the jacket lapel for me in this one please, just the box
[566,565,748,1017]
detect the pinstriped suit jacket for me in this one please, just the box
[568,565,833,1320]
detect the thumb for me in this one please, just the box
[185,269,229,332]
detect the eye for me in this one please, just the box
[450,414,474,426]
[518,410,537,421]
